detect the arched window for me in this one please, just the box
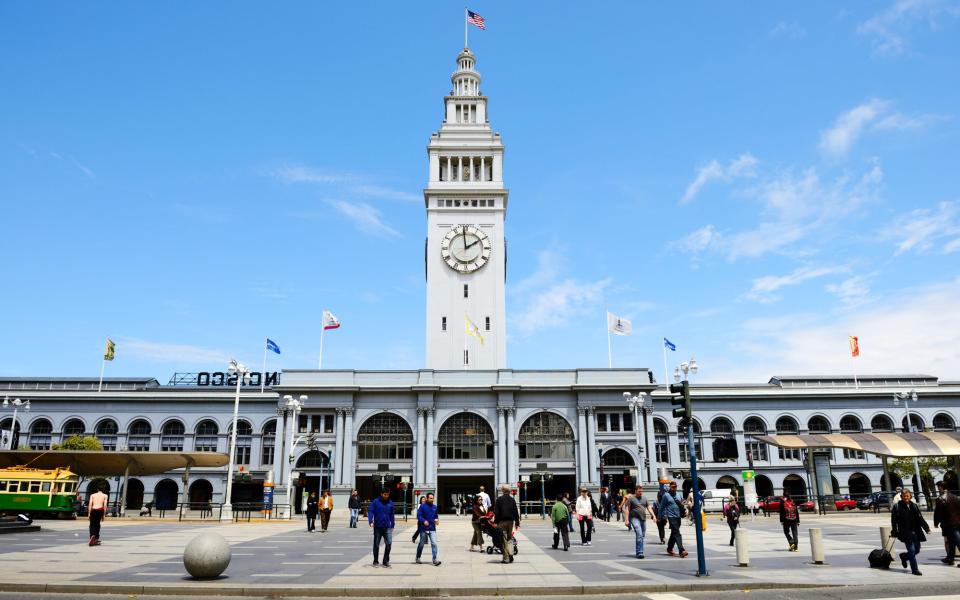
[1,418,21,449]
[95,419,118,451]
[161,421,185,452]
[601,448,635,467]
[127,419,151,451]
[356,413,414,461]
[933,413,956,431]
[679,421,701,462]
[62,419,85,439]
[518,412,574,460]
[839,416,865,459]
[807,416,831,434]
[653,418,669,464]
[743,417,768,461]
[296,450,330,468]
[870,415,894,432]
[438,413,494,460]
[776,417,801,460]
[902,414,924,432]
[261,420,277,466]
[29,419,53,450]
[195,420,219,452]
[710,417,734,438]
[229,420,253,465]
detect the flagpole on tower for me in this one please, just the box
[464,7,468,48]
[261,337,268,393]
[662,342,670,390]
[97,358,106,393]
[606,311,613,369]
[319,321,326,370]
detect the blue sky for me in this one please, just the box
[2,1,959,383]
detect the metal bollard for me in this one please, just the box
[879,525,892,548]
[809,527,825,564]
[735,528,749,567]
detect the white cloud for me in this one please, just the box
[119,338,232,365]
[680,153,758,204]
[509,250,611,337]
[746,265,847,302]
[269,164,418,202]
[826,274,875,308]
[672,225,721,254]
[768,21,807,39]
[884,200,960,255]
[716,278,960,382]
[857,0,960,57]
[329,200,401,238]
[819,99,891,158]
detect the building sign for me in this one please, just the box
[168,372,280,387]
[742,470,756,481]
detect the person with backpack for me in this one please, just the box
[779,492,800,552]
[933,480,960,566]
[657,481,688,558]
[723,495,741,546]
[550,493,570,551]
[892,489,930,576]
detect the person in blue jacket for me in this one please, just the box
[367,488,395,568]
[415,492,442,566]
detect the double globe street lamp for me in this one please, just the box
[893,389,924,504]
[2,397,30,450]
[282,393,307,518]
[622,391,655,484]
[222,359,251,521]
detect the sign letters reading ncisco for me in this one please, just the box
[168,372,280,387]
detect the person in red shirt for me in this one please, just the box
[88,485,109,546]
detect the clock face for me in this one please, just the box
[441,225,491,273]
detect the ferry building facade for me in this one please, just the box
[3,48,958,514]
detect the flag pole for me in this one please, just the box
[464,7,468,48]
[261,338,268,393]
[319,318,326,370]
[606,311,612,368]
[98,357,106,393]
[662,341,670,390]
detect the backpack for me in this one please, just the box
[727,503,740,521]
[784,499,798,521]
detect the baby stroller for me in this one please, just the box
[479,511,519,555]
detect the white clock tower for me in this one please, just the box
[425,47,507,370]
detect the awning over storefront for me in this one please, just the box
[0,451,228,476]
[755,431,960,458]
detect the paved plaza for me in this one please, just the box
[1,511,957,596]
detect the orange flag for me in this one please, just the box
[849,336,860,358]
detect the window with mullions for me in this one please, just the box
[601,448,635,467]
[438,413,494,460]
[195,420,219,452]
[230,421,253,465]
[743,417,768,461]
[28,419,53,450]
[839,416,865,460]
[62,419,85,438]
[776,417,801,460]
[261,420,276,466]
[127,420,152,452]
[654,419,670,464]
[160,421,185,452]
[678,421,701,462]
[356,413,414,460]
[518,412,574,460]
[95,420,118,451]
[871,414,894,432]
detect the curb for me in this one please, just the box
[0,581,838,597]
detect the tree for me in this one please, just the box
[52,435,104,451]
[890,456,950,499]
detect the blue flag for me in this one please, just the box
[266,339,281,355]
[663,337,676,352]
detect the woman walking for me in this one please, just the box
[892,489,931,576]
[348,490,361,528]
[575,488,594,546]
[412,495,427,543]
[305,492,318,532]
[470,496,485,551]
[723,495,741,546]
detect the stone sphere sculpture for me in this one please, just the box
[183,532,231,579]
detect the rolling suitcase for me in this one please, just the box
[868,534,896,569]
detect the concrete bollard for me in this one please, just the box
[735,528,749,567]
[879,525,892,548]
[808,527,825,565]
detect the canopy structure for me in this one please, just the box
[0,451,228,475]
[755,431,960,458]
[0,451,228,517]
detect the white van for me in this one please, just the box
[700,489,735,513]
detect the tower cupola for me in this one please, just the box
[451,48,481,97]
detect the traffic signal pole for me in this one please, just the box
[671,380,708,577]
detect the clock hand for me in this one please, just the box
[465,238,481,250]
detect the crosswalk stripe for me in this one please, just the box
[645,594,690,600]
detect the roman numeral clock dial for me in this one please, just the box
[440,225,491,273]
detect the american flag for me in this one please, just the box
[467,10,486,30]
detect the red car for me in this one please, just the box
[759,496,814,512]
[834,497,857,511]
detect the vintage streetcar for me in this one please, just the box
[0,466,79,517]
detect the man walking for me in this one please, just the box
[550,493,570,550]
[368,488,395,568]
[494,484,520,563]
[779,492,800,552]
[657,481,688,558]
[477,485,491,512]
[305,491,318,532]
[599,488,609,522]
[625,485,655,559]
[348,489,361,528]
[415,492,441,566]
[933,480,960,566]
[319,490,333,532]
[88,484,109,546]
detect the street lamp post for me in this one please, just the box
[675,357,707,577]
[282,394,307,519]
[623,391,655,485]
[2,397,30,450]
[222,359,251,521]
[894,390,924,504]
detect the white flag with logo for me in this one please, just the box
[322,310,341,330]
[607,311,632,336]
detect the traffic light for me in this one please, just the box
[670,380,691,424]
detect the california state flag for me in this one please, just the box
[848,335,860,358]
[323,310,341,330]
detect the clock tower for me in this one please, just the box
[424,47,507,370]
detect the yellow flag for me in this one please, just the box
[464,314,485,345]
[104,338,116,361]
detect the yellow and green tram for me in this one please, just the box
[0,466,79,517]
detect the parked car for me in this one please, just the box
[797,499,815,512]
[700,489,734,513]
[759,496,814,512]
[834,496,857,511]
[857,491,892,510]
